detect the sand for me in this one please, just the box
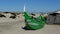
[0,14,60,34]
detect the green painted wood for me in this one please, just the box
[24,12,45,30]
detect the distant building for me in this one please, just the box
[46,10,60,24]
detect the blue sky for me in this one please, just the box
[0,0,60,13]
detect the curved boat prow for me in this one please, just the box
[23,4,45,30]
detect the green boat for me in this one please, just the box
[23,12,45,30]
[23,5,45,30]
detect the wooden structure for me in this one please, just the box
[47,11,60,24]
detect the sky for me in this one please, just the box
[0,0,60,13]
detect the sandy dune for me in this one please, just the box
[0,14,60,34]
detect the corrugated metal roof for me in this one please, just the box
[55,11,60,13]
